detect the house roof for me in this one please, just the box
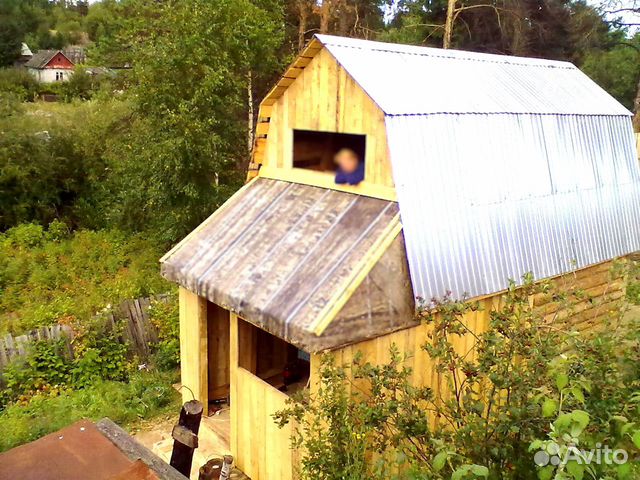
[257,35,640,303]
[0,419,186,480]
[161,178,403,351]
[21,43,32,57]
[25,49,73,69]
[315,34,631,116]
[64,46,86,64]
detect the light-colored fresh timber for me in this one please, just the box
[207,302,230,401]
[315,258,627,406]
[258,167,397,201]
[178,287,208,406]
[252,45,394,193]
[229,314,296,480]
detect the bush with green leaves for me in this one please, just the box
[0,369,180,452]
[148,295,180,371]
[0,222,170,335]
[0,323,133,407]
[276,273,640,480]
[0,68,39,101]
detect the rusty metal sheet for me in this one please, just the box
[0,420,160,480]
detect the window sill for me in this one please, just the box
[258,167,397,201]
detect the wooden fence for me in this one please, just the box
[0,294,171,371]
[104,295,169,358]
[0,324,73,371]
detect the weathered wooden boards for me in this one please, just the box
[104,296,164,358]
[169,400,204,478]
[0,295,168,371]
[0,325,73,370]
[162,178,407,353]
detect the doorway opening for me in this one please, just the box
[237,318,310,396]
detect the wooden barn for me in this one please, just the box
[161,35,640,479]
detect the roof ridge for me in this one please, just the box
[316,35,575,70]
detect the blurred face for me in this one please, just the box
[334,149,359,173]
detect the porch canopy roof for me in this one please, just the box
[161,178,402,351]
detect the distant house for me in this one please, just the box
[13,43,33,66]
[63,46,87,65]
[25,50,75,83]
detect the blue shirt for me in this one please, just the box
[335,161,365,185]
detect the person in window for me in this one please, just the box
[334,148,365,185]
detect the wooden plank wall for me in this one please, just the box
[258,47,394,190]
[230,314,296,480]
[104,296,164,358]
[178,287,208,405]
[317,258,627,405]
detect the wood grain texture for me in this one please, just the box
[207,302,230,401]
[229,314,296,480]
[163,178,405,352]
[253,45,394,192]
[316,259,627,423]
[179,287,208,406]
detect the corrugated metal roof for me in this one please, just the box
[161,178,403,351]
[385,113,640,301]
[315,35,631,117]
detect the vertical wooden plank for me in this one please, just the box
[229,313,239,460]
[237,319,257,372]
[0,337,7,369]
[5,334,14,362]
[178,287,208,406]
[207,303,230,401]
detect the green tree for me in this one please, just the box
[581,34,640,111]
[93,0,284,242]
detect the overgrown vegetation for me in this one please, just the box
[0,370,180,452]
[276,272,640,479]
[0,291,180,450]
[0,222,168,335]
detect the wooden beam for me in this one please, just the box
[310,215,403,335]
[258,166,397,202]
[179,287,208,406]
[96,418,188,480]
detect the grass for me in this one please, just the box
[0,369,181,452]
